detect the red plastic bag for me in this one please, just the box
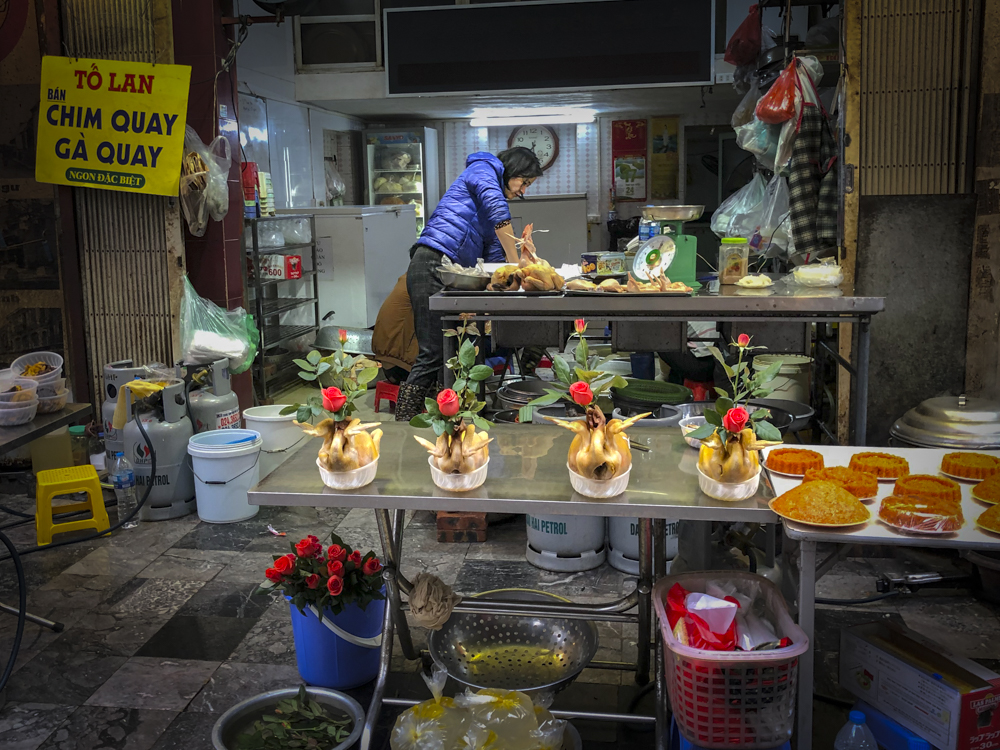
[666,583,740,651]
[725,4,762,66]
[756,60,800,124]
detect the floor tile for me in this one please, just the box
[136,615,258,661]
[135,555,227,582]
[187,661,302,713]
[330,508,384,555]
[62,546,163,579]
[37,706,177,750]
[6,647,128,705]
[176,580,271,619]
[97,579,204,618]
[0,702,76,750]
[149,711,219,750]
[160,548,240,564]
[51,610,168,658]
[170,522,263,552]
[453,559,541,593]
[85,657,219,710]
[212,552,276,584]
[464,541,528,561]
[228,603,297,666]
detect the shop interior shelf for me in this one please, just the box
[259,270,317,288]
[373,168,421,173]
[263,359,303,385]
[248,241,315,254]
[259,297,317,317]
[263,324,319,350]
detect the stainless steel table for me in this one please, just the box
[249,423,780,750]
[430,286,885,444]
[0,403,93,454]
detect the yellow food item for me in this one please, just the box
[803,466,878,499]
[518,262,564,291]
[941,452,1000,480]
[893,474,961,504]
[21,361,53,377]
[973,475,1000,505]
[848,452,910,479]
[767,448,824,475]
[879,494,963,533]
[597,278,626,293]
[771,480,870,525]
[488,265,521,291]
[565,278,597,291]
[698,428,780,484]
[414,422,491,474]
[626,272,692,293]
[300,418,382,472]
[977,504,1000,534]
[546,406,648,481]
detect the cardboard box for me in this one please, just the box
[840,622,1000,750]
[258,254,302,281]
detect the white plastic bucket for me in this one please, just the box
[188,429,262,523]
[752,354,813,404]
[243,405,307,479]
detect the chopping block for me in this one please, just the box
[436,511,487,543]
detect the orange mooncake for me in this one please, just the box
[941,452,1000,481]
[803,466,878,499]
[766,448,824,476]
[973,475,1000,505]
[893,474,961,504]
[977,504,1000,534]
[848,452,910,479]
[770,480,870,526]
[879,494,964,533]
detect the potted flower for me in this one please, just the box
[256,532,385,690]
[281,329,383,490]
[525,319,649,497]
[410,315,494,491]
[685,334,784,501]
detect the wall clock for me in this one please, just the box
[508,125,560,171]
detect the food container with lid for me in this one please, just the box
[719,238,750,284]
[0,400,38,427]
[37,389,69,414]
[12,351,64,382]
[0,378,39,403]
[890,394,1000,449]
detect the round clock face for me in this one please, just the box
[508,125,559,171]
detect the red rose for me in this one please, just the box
[348,550,363,567]
[362,558,383,576]
[338,328,348,345]
[327,560,344,577]
[737,333,751,347]
[327,576,344,596]
[322,387,347,413]
[568,381,594,407]
[722,406,750,434]
[273,553,296,575]
[436,389,460,417]
[305,574,320,589]
[295,536,322,558]
[574,318,587,335]
[327,544,347,563]
[265,567,284,583]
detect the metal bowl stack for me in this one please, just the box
[441,270,491,291]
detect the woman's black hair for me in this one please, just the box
[497,147,543,186]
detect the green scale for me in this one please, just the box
[633,205,704,289]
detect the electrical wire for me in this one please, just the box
[814,591,900,606]
[0,528,26,692]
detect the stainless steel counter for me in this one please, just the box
[248,423,778,522]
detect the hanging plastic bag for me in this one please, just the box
[711,173,767,238]
[739,175,792,254]
[180,276,257,373]
[735,118,779,170]
[725,4,761,66]
[530,719,568,750]
[390,665,469,750]
[325,157,346,202]
[731,78,760,129]
[454,689,537,750]
[179,125,231,236]
[756,61,799,124]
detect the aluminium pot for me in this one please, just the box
[890,394,1000,449]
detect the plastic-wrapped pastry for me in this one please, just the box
[878,494,964,534]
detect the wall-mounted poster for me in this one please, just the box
[614,155,646,201]
[650,116,680,201]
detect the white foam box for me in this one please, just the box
[840,621,1000,750]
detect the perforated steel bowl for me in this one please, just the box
[428,589,599,693]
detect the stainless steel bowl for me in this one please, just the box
[441,270,491,291]
[212,687,364,750]
[429,589,599,693]
[641,205,705,222]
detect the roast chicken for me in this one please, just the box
[414,422,493,474]
[564,278,627,293]
[300,418,382,472]
[487,224,564,291]
[546,406,649,481]
[697,428,782,483]
[627,272,692,293]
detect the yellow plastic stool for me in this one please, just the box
[35,465,110,545]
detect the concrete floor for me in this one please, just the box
[0,390,997,750]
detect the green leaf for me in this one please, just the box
[703,408,723,427]
[293,358,316,372]
[298,372,318,382]
[754,420,783,442]
[749,408,771,421]
[424,398,441,417]
[310,405,323,416]
[608,375,629,390]
[754,359,783,386]
[296,406,311,423]
[453,379,467,393]
[279,404,298,416]
[459,339,476,369]
[444,329,458,337]
[707,346,735,379]
[354,366,378,386]
[472,416,493,430]
[686,423,717,440]
[575,368,601,382]
[715,397,734,414]
[518,406,533,423]
[306,350,321,365]
[431,419,448,437]
[469,364,493,381]
[551,355,573,385]
[525,390,565,407]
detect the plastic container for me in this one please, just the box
[36,378,66,397]
[36,389,69,414]
[525,512,607,572]
[317,457,378,490]
[568,464,631,498]
[0,378,38,403]
[428,456,488,492]
[12,351,64,382]
[697,466,761,502]
[654,572,808,749]
[834,710,878,750]
[752,355,813,404]
[0,400,37,427]
[719,238,750,284]
[187,429,262,523]
[244,405,308,479]
[69,425,89,465]
[287,596,385,689]
[679,417,707,448]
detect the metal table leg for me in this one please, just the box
[796,539,817,750]
[361,570,396,750]
[375,508,417,661]
[636,517,653,684]
[655,626,668,750]
[854,316,871,446]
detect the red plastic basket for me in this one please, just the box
[653,572,808,749]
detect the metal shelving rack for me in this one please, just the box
[244,215,320,402]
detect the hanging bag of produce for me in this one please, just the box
[179,125,231,237]
[180,276,258,373]
[725,4,762,66]
[755,60,800,125]
[710,173,767,238]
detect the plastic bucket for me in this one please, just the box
[243,405,307,479]
[752,354,813,404]
[188,429,262,523]
[288,596,385,689]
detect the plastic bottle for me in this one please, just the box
[834,710,878,750]
[111,452,140,529]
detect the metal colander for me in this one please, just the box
[428,589,599,692]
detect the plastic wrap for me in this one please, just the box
[791,260,844,287]
[179,125,231,237]
[454,689,537,750]
[878,494,965,534]
[531,719,568,750]
[180,276,257,373]
[711,173,767,238]
[423,663,449,703]
[258,223,286,248]
[731,80,760,129]
[283,218,312,244]
[734,118,779,170]
[666,583,740,651]
[389,700,457,750]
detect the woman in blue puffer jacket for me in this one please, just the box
[394,147,543,421]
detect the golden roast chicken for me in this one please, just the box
[299,418,382,472]
[545,407,649,481]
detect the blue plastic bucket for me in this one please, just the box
[287,596,385,689]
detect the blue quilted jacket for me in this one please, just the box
[418,152,511,266]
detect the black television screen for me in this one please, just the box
[384,0,715,95]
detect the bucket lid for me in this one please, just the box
[890,395,1000,449]
[188,428,262,453]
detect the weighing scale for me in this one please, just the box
[633,205,704,289]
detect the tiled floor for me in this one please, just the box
[0,392,998,749]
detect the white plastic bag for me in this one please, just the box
[325,157,346,202]
[731,78,760,129]
[739,175,792,255]
[735,117,779,170]
[711,173,767,238]
[180,276,258,373]
[179,125,231,237]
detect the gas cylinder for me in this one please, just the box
[102,360,148,461]
[188,359,241,433]
[122,380,196,520]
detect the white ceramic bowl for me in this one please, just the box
[36,389,69,414]
[679,416,708,449]
[12,351,63,381]
[429,456,489,492]
[317,456,378,490]
[36,378,67,397]
[697,465,761,502]
[0,400,38,427]
[568,464,631,498]
[0,378,38,403]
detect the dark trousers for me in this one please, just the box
[405,245,445,388]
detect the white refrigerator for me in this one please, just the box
[363,127,440,237]
[278,206,416,329]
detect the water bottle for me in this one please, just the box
[111,452,140,529]
[834,710,878,750]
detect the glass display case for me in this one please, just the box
[363,127,439,236]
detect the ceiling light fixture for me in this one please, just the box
[468,107,597,127]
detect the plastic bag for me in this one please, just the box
[731,78,760,129]
[325,157,346,202]
[725,4,761,66]
[740,175,792,254]
[180,276,257,373]
[390,667,469,750]
[711,173,767,238]
[756,61,799,124]
[179,125,231,237]
[454,689,537,750]
[284,218,312,244]
[530,719,568,750]
[791,260,844,287]
[735,117,779,170]
[666,582,740,651]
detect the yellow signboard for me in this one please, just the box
[35,56,191,196]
